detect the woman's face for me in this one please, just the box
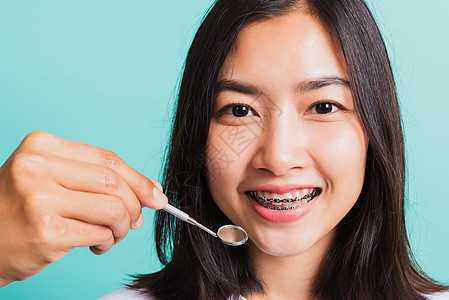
[206,12,368,257]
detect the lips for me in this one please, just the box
[245,186,322,223]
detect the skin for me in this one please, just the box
[0,131,168,287]
[206,11,368,300]
[0,10,367,298]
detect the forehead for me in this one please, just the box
[219,11,348,84]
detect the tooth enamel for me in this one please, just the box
[249,188,319,211]
[270,193,282,200]
[252,188,314,201]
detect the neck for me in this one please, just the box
[245,229,335,300]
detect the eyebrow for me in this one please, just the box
[216,76,350,95]
[216,79,262,95]
[297,76,350,92]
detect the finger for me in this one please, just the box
[60,218,115,253]
[46,155,142,227]
[21,131,168,209]
[57,189,132,244]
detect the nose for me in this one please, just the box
[250,110,311,176]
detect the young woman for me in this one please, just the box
[102,0,448,299]
[0,0,447,299]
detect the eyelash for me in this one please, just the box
[216,100,347,117]
[308,100,348,114]
[216,101,258,117]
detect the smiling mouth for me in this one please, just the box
[246,188,321,210]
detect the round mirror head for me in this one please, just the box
[217,225,248,246]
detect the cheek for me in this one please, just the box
[205,123,259,183]
[309,119,368,204]
[205,140,236,186]
[205,121,269,227]
[204,125,250,212]
[317,126,365,172]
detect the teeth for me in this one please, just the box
[254,188,313,200]
[283,192,293,199]
[248,188,319,211]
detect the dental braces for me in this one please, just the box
[249,188,317,204]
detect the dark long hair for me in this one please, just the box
[131,0,448,299]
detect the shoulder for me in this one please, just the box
[98,286,248,300]
[425,292,449,300]
[98,286,154,300]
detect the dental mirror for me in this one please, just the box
[163,204,248,246]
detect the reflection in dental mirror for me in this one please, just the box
[217,225,248,246]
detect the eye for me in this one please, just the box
[218,102,258,118]
[308,101,347,114]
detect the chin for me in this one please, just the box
[246,223,337,259]
[247,230,316,257]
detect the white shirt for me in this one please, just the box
[98,286,246,300]
[98,286,449,300]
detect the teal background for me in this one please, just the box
[0,0,447,298]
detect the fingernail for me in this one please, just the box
[153,187,168,207]
[133,214,144,229]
